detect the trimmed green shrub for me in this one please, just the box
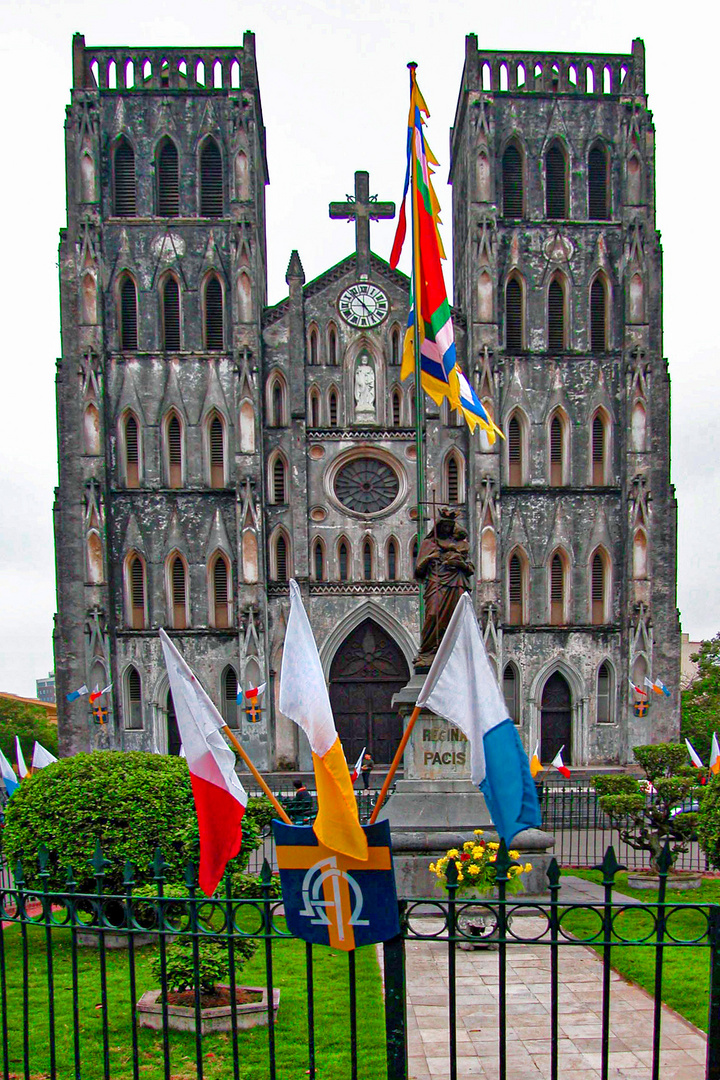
[592,743,703,872]
[2,751,265,894]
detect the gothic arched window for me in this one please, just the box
[274,533,289,582]
[503,662,519,722]
[84,403,101,456]
[313,539,325,581]
[211,551,231,628]
[545,142,568,219]
[125,666,143,729]
[309,327,319,366]
[548,276,566,352]
[502,143,523,218]
[550,551,566,625]
[169,553,188,629]
[338,539,350,582]
[222,667,239,728]
[199,137,223,217]
[391,389,401,427]
[209,413,225,488]
[591,410,609,485]
[120,275,138,350]
[113,137,136,217]
[508,413,524,486]
[508,551,526,625]
[271,455,287,504]
[162,277,181,352]
[204,275,224,350]
[123,412,140,487]
[391,325,401,365]
[597,661,614,723]
[166,412,183,488]
[157,138,179,217]
[505,276,523,351]
[549,412,566,485]
[590,277,607,352]
[387,538,398,581]
[363,539,373,581]
[309,389,320,428]
[126,552,146,629]
[269,376,286,428]
[591,549,609,624]
[446,454,461,503]
[588,143,609,220]
[328,324,338,366]
[329,389,339,428]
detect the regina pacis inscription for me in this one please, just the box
[406,715,470,780]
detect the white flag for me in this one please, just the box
[31,742,58,770]
[279,580,336,758]
[15,736,28,778]
[685,738,704,769]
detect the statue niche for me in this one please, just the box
[414,508,474,669]
[354,352,376,423]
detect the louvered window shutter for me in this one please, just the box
[130,557,145,629]
[548,280,564,352]
[210,416,224,488]
[550,554,564,624]
[172,557,187,629]
[550,417,563,485]
[127,667,142,729]
[163,278,181,352]
[329,392,338,428]
[276,536,288,582]
[213,556,229,628]
[592,415,605,485]
[224,668,238,727]
[546,145,567,219]
[125,415,139,488]
[157,140,179,217]
[314,542,324,581]
[392,392,401,427]
[273,458,286,504]
[591,553,605,624]
[205,277,224,350]
[508,416,522,486]
[509,554,523,624]
[505,278,523,351]
[272,382,283,426]
[590,278,606,352]
[597,662,611,722]
[200,139,223,217]
[502,145,523,218]
[503,665,517,722]
[114,140,136,217]
[447,457,459,503]
[120,278,138,350]
[588,146,609,221]
[168,415,182,487]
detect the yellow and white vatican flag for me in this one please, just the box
[279,580,368,862]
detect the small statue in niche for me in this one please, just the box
[354,354,376,418]
[414,508,474,669]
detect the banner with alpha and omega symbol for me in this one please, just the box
[272,819,400,951]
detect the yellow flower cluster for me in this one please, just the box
[429,832,532,896]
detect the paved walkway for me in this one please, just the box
[404,882,707,1080]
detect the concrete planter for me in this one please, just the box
[78,930,158,949]
[137,985,280,1035]
[626,870,703,891]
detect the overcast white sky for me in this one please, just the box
[0,0,717,696]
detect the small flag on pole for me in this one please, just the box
[645,677,670,697]
[15,737,28,779]
[552,747,571,779]
[711,733,720,776]
[628,678,648,698]
[238,683,266,723]
[66,684,89,703]
[530,742,543,779]
[279,581,368,862]
[89,684,112,705]
[415,593,540,845]
[31,742,58,770]
[685,738,704,769]
[0,750,19,798]
[350,747,366,784]
[159,628,249,895]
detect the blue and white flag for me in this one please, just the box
[66,684,89,703]
[416,593,541,845]
[0,749,19,798]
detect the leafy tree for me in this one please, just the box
[681,632,720,762]
[2,752,269,894]
[592,744,703,872]
[0,697,58,766]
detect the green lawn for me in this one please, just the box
[561,868,717,1032]
[0,920,387,1080]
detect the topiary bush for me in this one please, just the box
[592,743,703,872]
[2,751,266,894]
[152,938,257,995]
[696,777,720,869]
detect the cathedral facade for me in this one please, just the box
[54,33,680,769]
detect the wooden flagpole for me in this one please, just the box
[222,725,293,825]
[368,702,422,824]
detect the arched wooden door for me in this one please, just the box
[329,619,409,765]
[166,688,182,756]
[540,672,572,764]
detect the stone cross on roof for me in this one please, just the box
[329,170,395,275]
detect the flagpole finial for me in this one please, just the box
[407,62,417,70]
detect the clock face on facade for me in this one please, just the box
[338,283,389,328]
[334,458,400,514]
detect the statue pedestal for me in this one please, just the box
[379,675,555,898]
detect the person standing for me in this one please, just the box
[360,752,374,790]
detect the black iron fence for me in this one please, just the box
[0,843,718,1080]
[538,784,709,871]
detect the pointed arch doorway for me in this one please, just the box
[540,671,572,764]
[329,618,409,765]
